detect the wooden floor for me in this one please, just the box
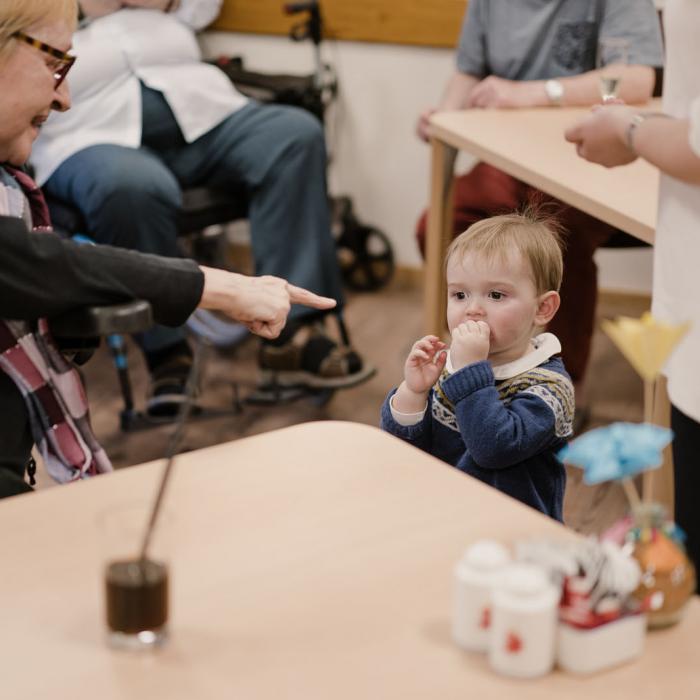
[36,280,649,536]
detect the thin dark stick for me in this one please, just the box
[139,340,203,562]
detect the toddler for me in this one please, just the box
[381,213,574,520]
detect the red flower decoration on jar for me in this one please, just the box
[505,631,523,654]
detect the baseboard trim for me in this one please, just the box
[392,266,424,289]
[597,288,651,318]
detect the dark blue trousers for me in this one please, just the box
[44,94,344,353]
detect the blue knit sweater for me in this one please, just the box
[381,338,574,521]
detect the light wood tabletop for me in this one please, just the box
[0,421,697,699]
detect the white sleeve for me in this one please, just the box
[689,96,700,158]
[174,0,222,31]
[389,394,427,426]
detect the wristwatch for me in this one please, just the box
[544,79,564,106]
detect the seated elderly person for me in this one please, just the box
[31,0,373,417]
[0,0,335,497]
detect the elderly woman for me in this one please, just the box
[0,0,334,497]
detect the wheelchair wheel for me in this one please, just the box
[336,223,395,292]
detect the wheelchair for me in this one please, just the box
[44,1,391,428]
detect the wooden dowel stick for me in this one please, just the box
[642,377,656,503]
[139,343,202,562]
[622,477,642,511]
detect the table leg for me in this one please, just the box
[651,375,674,517]
[424,138,457,337]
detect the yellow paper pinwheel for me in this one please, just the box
[601,312,690,382]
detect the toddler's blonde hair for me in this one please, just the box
[445,211,565,295]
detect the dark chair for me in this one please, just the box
[49,300,155,431]
[46,187,249,430]
[50,300,154,344]
[46,184,375,420]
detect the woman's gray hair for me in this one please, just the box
[0,0,77,61]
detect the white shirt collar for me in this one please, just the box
[445,332,562,380]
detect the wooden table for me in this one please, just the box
[1,421,697,699]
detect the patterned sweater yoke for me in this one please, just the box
[496,366,575,439]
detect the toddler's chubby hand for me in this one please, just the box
[450,320,490,370]
[404,335,448,395]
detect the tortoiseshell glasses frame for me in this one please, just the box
[12,31,76,88]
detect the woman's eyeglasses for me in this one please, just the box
[12,31,76,88]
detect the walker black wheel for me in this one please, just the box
[336,224,394,292]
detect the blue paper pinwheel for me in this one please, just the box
[558,422,673,485]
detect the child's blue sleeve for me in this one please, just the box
[442,361,573,470]
[380,388,433,453]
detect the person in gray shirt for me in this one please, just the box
[415,0,663,432]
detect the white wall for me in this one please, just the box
[595,247,652,295]
[200,31,652,294]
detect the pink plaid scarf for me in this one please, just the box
[0,167,111,484]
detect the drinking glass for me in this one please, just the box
[597,37,630,102]
[99,502,172,651]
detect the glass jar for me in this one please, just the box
[453,539,511,651]
[489,563,560,678]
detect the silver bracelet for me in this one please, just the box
[625,112,670,154]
